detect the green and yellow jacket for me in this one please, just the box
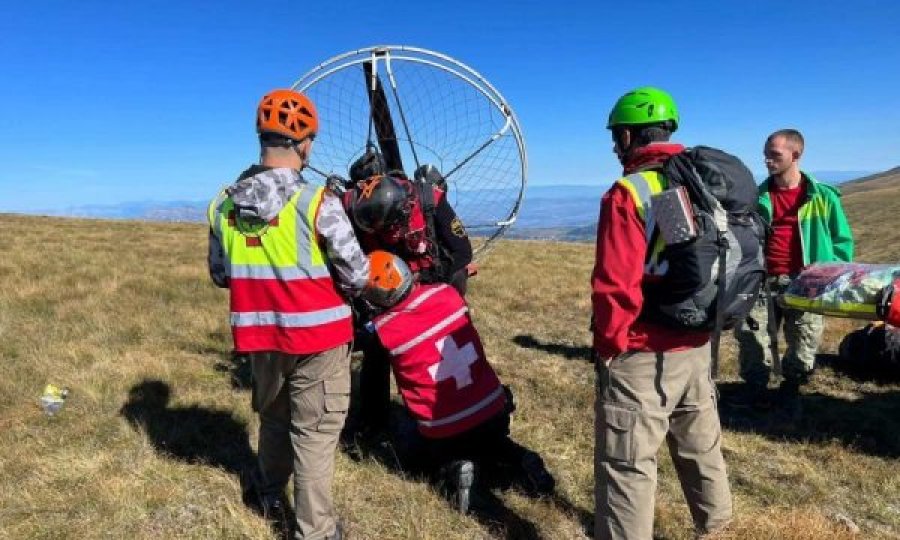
[758,171,854,266]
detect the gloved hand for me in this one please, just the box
[326,174,350,195]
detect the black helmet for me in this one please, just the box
[349,149,386,182]
[350,175,411,233]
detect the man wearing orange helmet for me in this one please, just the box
[208,89,368,540]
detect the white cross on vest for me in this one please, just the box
[428,335,478,389]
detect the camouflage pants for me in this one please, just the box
[734,275,824,387]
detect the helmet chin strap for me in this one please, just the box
[612,127,633,164]
[293,140,310,170]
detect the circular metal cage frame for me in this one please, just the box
[292,45,527,258]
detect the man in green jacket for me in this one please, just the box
[735,129,854,409]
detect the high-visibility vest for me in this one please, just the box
[208,183,352,354]
[372,284,505,438]
[616,170,669,278]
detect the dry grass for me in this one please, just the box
[0,191,898,539]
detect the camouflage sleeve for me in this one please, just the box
[207,228,229,288]
[317,193,369,296]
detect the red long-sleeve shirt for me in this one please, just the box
[591,181,709,359]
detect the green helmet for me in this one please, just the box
[607,86,679,131]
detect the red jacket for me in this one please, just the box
[591,143,709,358]
[372,284,506,438]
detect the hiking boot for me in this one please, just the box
[258,495,291,540]
[240,469,291,539]
[520,450,555,496]
[440,460,475,514]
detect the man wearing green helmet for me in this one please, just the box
[591,87,733,539]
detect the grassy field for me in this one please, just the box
[1,175,899,539]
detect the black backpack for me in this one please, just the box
[640,146,766,375]
[413,165,458,284]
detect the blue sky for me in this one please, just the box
[1,0,898,212]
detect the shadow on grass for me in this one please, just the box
[119,379,256,474]
[513,335,593,363]
[547,494,594,538]
[340,403,578,539]
[212,350,254,391]
[717,380,900,458]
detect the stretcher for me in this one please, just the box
[779,262,900,326]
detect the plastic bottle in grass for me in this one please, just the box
[40,384,69,416]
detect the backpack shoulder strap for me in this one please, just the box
[417,182,446,280]
[419,181,436,213]
[710,234,728,378]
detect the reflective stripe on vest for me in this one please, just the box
[388,305,469,356]
[418,386,505,429]
[374,284,445,330]
[616,171,669,276]
[209,183,352,353]
[230,306,352,328]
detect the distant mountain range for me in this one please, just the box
[505,169,876,241]
[26,168,890,242]
[43,200,209,222]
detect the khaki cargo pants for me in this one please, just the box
[251,344,351,540]
[734,275,824,387]
[595,343,732,540]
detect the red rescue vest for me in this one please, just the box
[209,185,353,354]
[372,284,505,438]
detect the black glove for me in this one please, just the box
[326,174,350,195]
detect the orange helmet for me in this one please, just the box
[256,89,318,142]
[364,251,414,308]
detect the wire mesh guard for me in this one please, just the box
[293,45,527,258]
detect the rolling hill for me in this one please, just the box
[0,168,898,539]
[840,166,900,195]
